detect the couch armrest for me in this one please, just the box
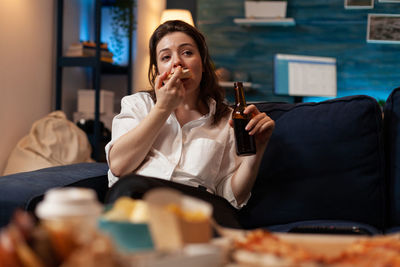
[0,162,108,227]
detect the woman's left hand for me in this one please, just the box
[230,104,275,149]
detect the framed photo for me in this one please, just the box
[367,14,400,44]
[345,0,374,9]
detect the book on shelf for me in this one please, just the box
[81,41,108,49]
[65,42,114,63]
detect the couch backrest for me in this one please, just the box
[384,87,400,228]
[0,162,108,227]
[239,95,386,230]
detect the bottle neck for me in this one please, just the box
[234,82,247,107]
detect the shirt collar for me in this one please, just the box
[207,98,217,117]
[200,98,216,123]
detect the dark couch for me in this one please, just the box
[1,87,399,234]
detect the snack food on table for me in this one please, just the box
[60,234,127,267]
[232,229,400,267]
[0,210,57,267]
[233,229,321,266]
[103,196,149,223]
[328,235,400,266]
[0,209,125,267]
[165,203,208,222]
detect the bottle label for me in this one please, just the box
[233,118,256,156]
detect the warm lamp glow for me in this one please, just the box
[160,9,194,26]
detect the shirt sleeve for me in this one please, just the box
[104,93,154,187]
[215,125,251,209]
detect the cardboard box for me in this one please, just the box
[245,1,287,18]
[144,188,213,252]
[77,89,114,115]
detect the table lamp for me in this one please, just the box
[160,9,194,26]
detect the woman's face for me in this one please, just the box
[156,32,203,94]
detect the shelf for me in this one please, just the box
[219,81,261,91]
[59,57,97,67]
[101,63,129,74]
[59,57,128,74]
[234,18,296,26]
[101,0,117,6]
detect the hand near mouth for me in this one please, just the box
[154,67,187,113]
[167,68,192,80]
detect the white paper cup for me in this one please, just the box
[35,187,102,260]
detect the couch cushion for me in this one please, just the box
[384,87,400,228]
[239,95,385,230]
[0,162,108,227]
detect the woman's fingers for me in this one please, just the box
[155,66,183,90]
[244,104,259,116]
[155,71,168,90]
[248,114,273,135]
[242,105,275,137]
[165,66,183,85]
[250,117,275,136]
[243,105,266,131]
[154,67,186,112]
[248,115,269,135]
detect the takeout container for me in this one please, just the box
[98,200,154,252]
[98,218,154,252]
[144,188,213,251]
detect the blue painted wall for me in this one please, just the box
[197,0,400,103]
[79,1,132,66]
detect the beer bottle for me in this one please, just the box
[232,82,256,156]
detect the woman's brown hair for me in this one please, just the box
[147,20,230,125]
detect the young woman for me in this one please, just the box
[105,20,274,227]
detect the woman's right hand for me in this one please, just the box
[154,66,185,113]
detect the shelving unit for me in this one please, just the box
[233,18,296,26]
[55,0,133,161]
[218,81,261,91]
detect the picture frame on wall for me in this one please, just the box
[378,0,400,3]
[367,14,400,44]
[345,0,374,9]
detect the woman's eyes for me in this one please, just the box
[183,50,193,56]
[160,55,170,61]
[159,50,194,61]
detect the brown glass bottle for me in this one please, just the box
[232,82,256,156]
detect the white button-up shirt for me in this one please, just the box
[105,92,246,208]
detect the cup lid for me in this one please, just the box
[35,187,103,219]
